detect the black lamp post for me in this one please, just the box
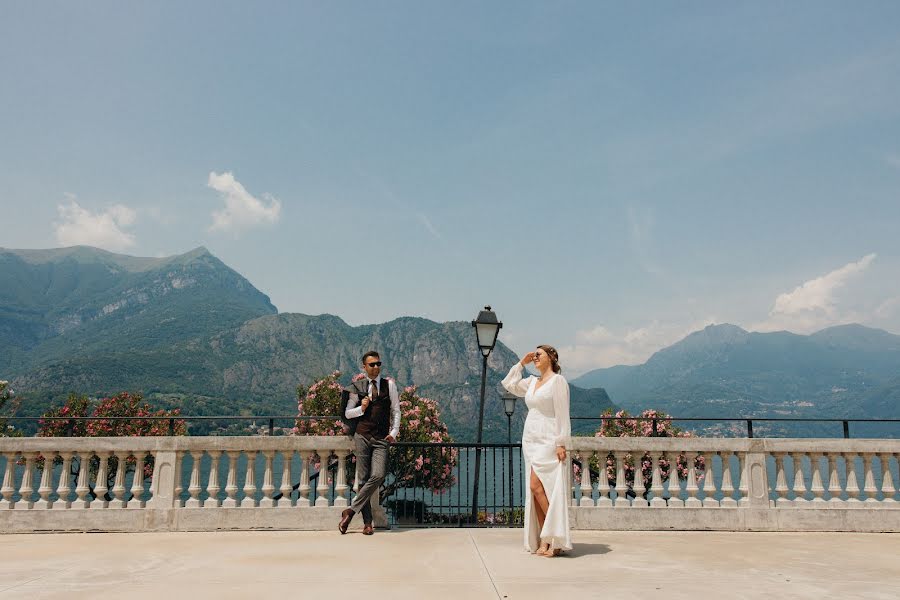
[502,389,517,512]
[502,390,517,444]
[470,305,501,524]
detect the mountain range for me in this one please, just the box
[0,246,614,440]
[572,323,900,437]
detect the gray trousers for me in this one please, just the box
[350,433,389,524]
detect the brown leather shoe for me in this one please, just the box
[338,508,354,534]
[362,523,374,536]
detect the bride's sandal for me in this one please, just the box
[536,543,551,556]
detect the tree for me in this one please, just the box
[294,371,458,501]
[37,392,186,499]
[574,408,704,498]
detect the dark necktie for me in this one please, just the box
[369,380,377,404]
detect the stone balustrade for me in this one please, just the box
[1,435,899,533]
[0,436,374,533]
[567,437,900,532]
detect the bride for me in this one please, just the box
[502,345,572,557]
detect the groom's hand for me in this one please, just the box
[385,435,396,444]
[361,396,371,411]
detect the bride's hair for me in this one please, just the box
[538,345,561,373]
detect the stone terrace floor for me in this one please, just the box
[2,529,899,599]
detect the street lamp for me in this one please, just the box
[471,305,502,523]
[501,390,517,513]
[501,390,517,444]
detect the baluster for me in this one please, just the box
[334,450,349,507]
[278,450,293,508]
[315,451,331,507]
[15,453,36,509]
[1,452,17,509]
[56,452,73,509]
[666,453,684,508]
[205,450,222,508]
[614,452,629,507]
[825,453,842,504]
[91,452,109,509]
[790,452,808,506]
[578,451,594,507]
[186,451,204,508]
[702,452,719,508]
[130,451,146,508]
[596,453,611,507]
[568,453,577,507]
[719,451,737,508]
[773,453,789,507]
[737,452,749,507]
[684,451,700,508]
[173,452,185,508]
[223,451,239,507]
[260,451,276,507]
[612,450,630,508]
[862,453,879,504]
[843,452,861,506]
[826,452,844,504]
[109,451,128,508]
[73,451,95,509]
[35,452,57,509]
[809,452,826,505]
[298,451,311,507]
[241,451,258,507]
[649,452,665,507]
[630,452,648,508]
[879,453,896,504]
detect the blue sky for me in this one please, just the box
[2,2,899,375]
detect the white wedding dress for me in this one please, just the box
[502,363,572,552]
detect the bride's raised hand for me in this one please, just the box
[519,352,536,367]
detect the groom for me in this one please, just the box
[339,351,400,535]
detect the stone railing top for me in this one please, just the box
[567,437,900,453]
[0,435,355,454]
[2,436,898,454]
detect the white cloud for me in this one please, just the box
[417,213,442,239]
[626,203,663,277]
[753,254,877,333]
[875,296,900,319]
[207,171,281,233]
[53,197,137,251]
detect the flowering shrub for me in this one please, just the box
[0,380,20,437]
[36,392,186,495]
[293,372,458,500]
[385,384,457,499]
[293,371,346,436]
[573,409,705,496]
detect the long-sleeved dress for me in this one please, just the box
[502,362,572,553]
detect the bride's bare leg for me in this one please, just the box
[530,469,551,555]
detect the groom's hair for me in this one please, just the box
[362,350,380,364]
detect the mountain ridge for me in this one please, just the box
[1,246,615,440]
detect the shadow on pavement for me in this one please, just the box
[565,542,612,558]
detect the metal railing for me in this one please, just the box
[9,415,899,438]
[385,442,523,527]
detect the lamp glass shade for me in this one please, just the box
[472,306,502,357]
[502,393,517,417]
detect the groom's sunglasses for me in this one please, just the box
[366,361,382,367]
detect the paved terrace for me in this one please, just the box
[3,529,898,599]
